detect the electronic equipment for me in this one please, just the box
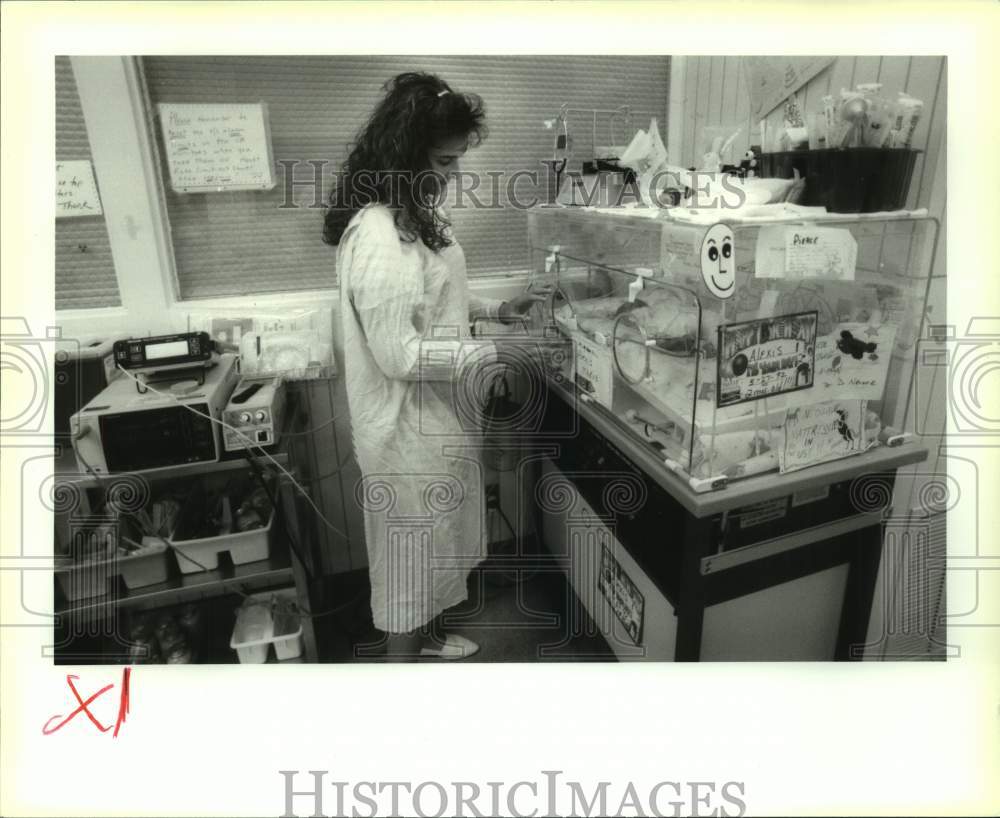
[54,337,117,437]
[69,354,240,475]
[222,375,286,452]
[113,331,213,371]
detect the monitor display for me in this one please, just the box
[145,340,189,360]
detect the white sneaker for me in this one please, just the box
[419,633,480,660]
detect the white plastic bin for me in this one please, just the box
[229,599,274,663]
[56,519,169,600]
[170,507,274,575]
[229,588,303,663]
[119,541,170,590]
[270,590,304,661]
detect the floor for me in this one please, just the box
[318,555,615,663]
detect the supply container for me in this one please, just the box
[229,598,273,663]
[229,588,303,663]
[117,541,171,590]
[168,474,276,574]
[269,588,304,661]
[169,509,274,574]
[56,515,170,600]
[759,148,919,213]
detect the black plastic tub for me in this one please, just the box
[759,148,920,213]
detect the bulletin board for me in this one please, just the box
[742,57,835,120]
[158,103,276,193]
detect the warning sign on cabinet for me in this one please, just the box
[598,545,645,646]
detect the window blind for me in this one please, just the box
[55,56,121,311]
[140,56,670,300]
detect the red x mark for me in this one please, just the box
[43,668,131,738]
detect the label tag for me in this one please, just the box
[736,496,789,528]
[572,333,613,409]
[791,485,831,507]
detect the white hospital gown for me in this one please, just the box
[338,204,502,633]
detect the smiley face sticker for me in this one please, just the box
[700,223,735,299]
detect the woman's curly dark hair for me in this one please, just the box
[323,72,486,251]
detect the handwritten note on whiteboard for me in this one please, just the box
[56,161,103,217]
[158,103,275,193]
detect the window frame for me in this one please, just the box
[59,55,676,339]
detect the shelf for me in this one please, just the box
[53,446,290,487]
[56,552,294,621]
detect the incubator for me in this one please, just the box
[526,206,937,490]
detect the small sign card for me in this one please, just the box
[716,311,818,407]
[56,160,103,218]
[598,545,645,646]
[755,225,857,280]
[780,398,875,473]
[573,332,614,409]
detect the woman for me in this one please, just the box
[323,72,550,660]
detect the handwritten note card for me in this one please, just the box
[809,321,896,403]
[786,227,857,280]
[755,225,857,281]
[159,103,275,193]
[780,399,874,473]
[56,161,102,217]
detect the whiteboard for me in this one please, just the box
[158,103,275,193]
[56,160,103,217]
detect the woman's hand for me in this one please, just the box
[499,283,554,323]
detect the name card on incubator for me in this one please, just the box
[572,333,613,410]
[716,311,818,407]
[755,225,857,281]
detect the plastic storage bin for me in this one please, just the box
[168,474,277,574]
[229,589,303,663]
[230,599,273,663]
[759,148,919,213]
[118,541,171,589]
[169,508,274,574]
[271,599,304,661]
[56,519,170,600]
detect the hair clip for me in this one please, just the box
[437,89,450,98]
